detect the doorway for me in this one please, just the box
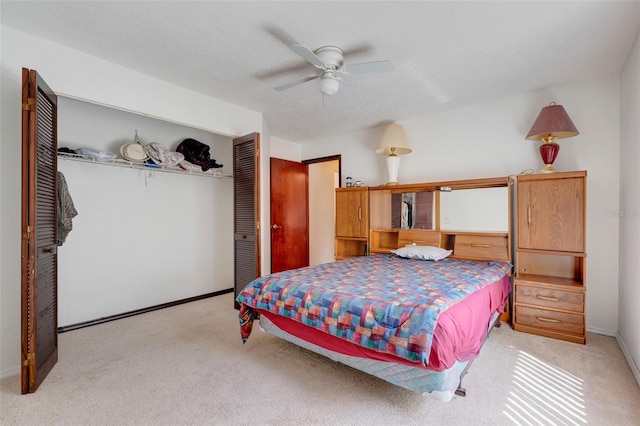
[269,155,340,273]
[307,158,340,265]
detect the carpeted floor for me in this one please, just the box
[2,292,639,425]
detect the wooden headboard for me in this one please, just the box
[395,229,510,263]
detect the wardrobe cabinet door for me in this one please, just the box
[335,188,368,238]
[517,177,585,253]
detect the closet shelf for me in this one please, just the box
[57,152,232,179]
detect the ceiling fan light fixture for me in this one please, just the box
[273,42,393,95]
[319,77,339,96]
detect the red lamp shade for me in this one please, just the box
[525,102,579,173]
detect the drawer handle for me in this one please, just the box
[536,316,560,323]
[471,244,490,248]
[536,294,560,302]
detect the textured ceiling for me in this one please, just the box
[2,1,639,142]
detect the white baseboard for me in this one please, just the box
[616,332,640,388]
[586,326,616,337]
[1,366,20,380]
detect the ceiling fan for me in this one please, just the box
[274,44,394,96]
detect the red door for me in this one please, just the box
[21,68,59,393]
[270,158,309,273]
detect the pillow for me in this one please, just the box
[391,244,452,261]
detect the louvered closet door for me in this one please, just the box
[21,68,58,393]
[233,133,261,308]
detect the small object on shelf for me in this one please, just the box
[120,142,148,162]
[144,159,161,168]
[120,129,148,162]
[346,174,353,187]
[75,147,117,162]
[176,138,223,171]
[142,142,184,166]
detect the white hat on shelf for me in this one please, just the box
[120,142,148,162]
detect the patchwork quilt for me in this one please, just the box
[237,255,511,367]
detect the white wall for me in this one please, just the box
[0,26,263,377]
[302,77,622,336]
[270,137,302,163]
[619,27,640,384]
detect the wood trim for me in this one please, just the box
[58,289,233,333]
[303,154,341,188]
[369,176,510,192]
[515,170,587,182]
[303,154,341,165]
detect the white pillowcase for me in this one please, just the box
[391,244,452,261]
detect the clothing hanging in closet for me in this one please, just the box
[57,171,78,246]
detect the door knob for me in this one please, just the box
[272,224,282,230]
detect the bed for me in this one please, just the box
[236,229,512,401]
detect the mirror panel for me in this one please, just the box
[391,192,434,229]
[440,187,508,231]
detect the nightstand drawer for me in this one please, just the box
[515,284,584,313]
[453,234,509,262]
[515,305,584,335]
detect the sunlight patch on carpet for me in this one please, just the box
[503,351,586,425]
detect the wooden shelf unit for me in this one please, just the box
[369,228,510,262]
[513,171,587,344]
[369,229,399,254]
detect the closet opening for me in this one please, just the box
[55,97,235,331]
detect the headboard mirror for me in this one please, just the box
[440,187,508,231]
[369,177,509,232]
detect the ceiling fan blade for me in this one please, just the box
[263,24,297,48]
[341,60,394,74]
[290,45,327,69]
[274,74,319,91]
[341,42,373,58]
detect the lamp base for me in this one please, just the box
[540,164,558,174]
[385,154,400,185]
[539,141,560,174]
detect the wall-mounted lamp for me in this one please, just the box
[374,123,412,185]
[525,102,579,174]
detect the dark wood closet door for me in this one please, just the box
[233,133,261,308]
[21,68,58,393]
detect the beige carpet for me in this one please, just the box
[2,292,639,425]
